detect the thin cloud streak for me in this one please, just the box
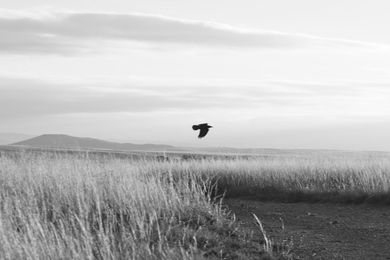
[0,77,288,118]
[0,77,389,119]
[0,10,387,54]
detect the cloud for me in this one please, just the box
[0,77,268,118]
[1,76,389,120]
[0,10,386,55]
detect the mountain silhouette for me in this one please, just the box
[13,134,182,152]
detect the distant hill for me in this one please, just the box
[10,134,366,156]
[0,133,34,145]
[13,134,182,152]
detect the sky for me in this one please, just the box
[1,0,390,151]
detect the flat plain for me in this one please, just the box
[0,147,389,259]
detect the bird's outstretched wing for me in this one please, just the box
[198,128,209,138]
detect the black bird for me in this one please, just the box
[192,123,213,138]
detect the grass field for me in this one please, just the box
[0,149,389,259]
[197,151,390,204]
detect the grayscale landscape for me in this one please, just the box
[1,1,390,259]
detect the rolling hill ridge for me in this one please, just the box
[13,134,182,152]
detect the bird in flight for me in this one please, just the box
[192,123,213,138]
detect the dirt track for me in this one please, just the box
[225,199,390,260]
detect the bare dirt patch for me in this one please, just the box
[225,199,390,259]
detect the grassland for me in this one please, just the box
[0,148,389,259]
[196,151,390,204]
[0,151,275,260]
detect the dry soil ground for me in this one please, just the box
[225,199,390,260]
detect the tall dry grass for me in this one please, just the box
[1,149,389,259]
[173,151,390,203]
[0,152,245,260]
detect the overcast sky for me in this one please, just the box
[1,0,390,151]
